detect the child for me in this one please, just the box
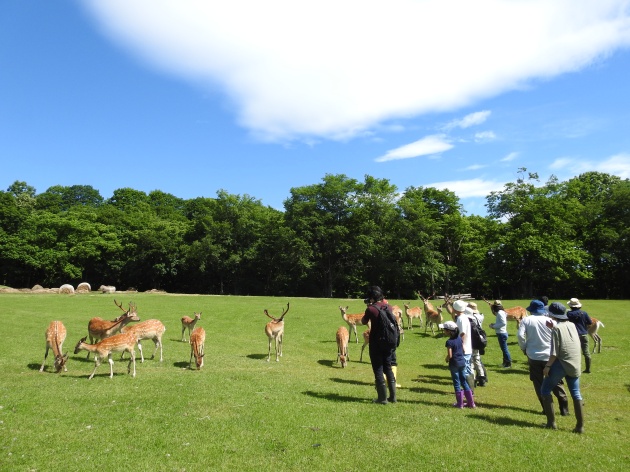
[440,320,476,408]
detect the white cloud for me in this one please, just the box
[424,178,505,199]
[82,0,630,141]
[474,131,497,142]
[501,152,519,162]
[444,110,492,130]
[550,153,630,178]
[375,135,453,162]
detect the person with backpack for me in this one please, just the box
[467,302,489,387]
[361,286,399,404]
[452,300,475,394]
[566,298,593,373]
[439,320,475,408]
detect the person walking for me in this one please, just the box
[541,302,585,433]
[439,320,475,408]
[566,298,593,373]
[361,286,397,404]
[490,300,512,368]
[518,299,570,416]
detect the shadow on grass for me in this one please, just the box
[303,390,366,403]
[247,353,269,360]
[329,377,372,386]
[173,361,192,369]
[468,412,542,428]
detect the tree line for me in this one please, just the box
[1,169,628,299]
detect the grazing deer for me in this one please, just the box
[265,303,289,362]
[360,328,370,362]
[482,297,528,328]
[189,327,205,370]
[336,326,350,367]
[339,306,364,343]
[74,332,138,379]
[426,306,444,335]
[588,318,605,353]
[40,320,69,373]
[121,319,166,362]
[403,303,423,330]
[85,300,140,359]
[181,312,201,342]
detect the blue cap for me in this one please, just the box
[526,299,546,315]
[548,302,568,319]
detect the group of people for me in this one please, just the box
[360,285,591,434]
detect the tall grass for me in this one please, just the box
[0,293,628,471]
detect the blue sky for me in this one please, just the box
[2,1,630,215]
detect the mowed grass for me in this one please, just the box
[0,293,629,471]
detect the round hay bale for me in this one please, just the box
[32,284,44,291]
[99,285,116,294]
[59,284,75,294]
[76,282,91,292]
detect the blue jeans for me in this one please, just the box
[464,353,473,376]
[497,333,511,364]
[541,362,582,400]
[449,365,471,392]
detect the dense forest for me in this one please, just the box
[1,169,629,299]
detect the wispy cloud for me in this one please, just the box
[83,1,630,141]
[501,152,519,162]
[424,178,505,199]
[444,110,492,131]
[474,131,497,142]
[375,135,453,162]
[550,153,630,178]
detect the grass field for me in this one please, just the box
[0,293,628,471]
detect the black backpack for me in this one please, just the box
[374,303,400,349]
[468,315,488,354]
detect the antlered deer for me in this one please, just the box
[336,326,349,367]
[339,306,364,343]
[189,327,205,370]
[181,312,201,342]
[40,321,69,373]
[74,331,138,379]
[418,292,442,334]
[121,319,166,362]
[85,300,140,359]
[588,318,605,353]
[403,303,423,330]
[265,303,289,362]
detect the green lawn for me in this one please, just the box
[0,293,628,471]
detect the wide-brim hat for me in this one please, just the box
[491,300,504,309]
[567,298,582,308]
[439,321,458,331]
[526,299,546,315]
[548,302,568,319]
[453,300,468,312]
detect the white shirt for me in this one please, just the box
[517,314,556,361]
[455,312,472,354]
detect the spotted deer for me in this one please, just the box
[40,321,69,373]
[588,318,605,353]
[85,300,140,359]
[74,331,138,379]
[121,319,166,362]
[336,326,350,367]
[339,306,364,343]
[181,312,201,342]
[265,303,289,362]
[189,327,205,370]
[403,303,423,330]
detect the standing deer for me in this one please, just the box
[40,320,69,373]
[189,327,205,370]
[390,305,405,340]
[181,312,201,342]
[403,303,423,330]
[339,306,364,343]
[418,292,441,333]
[588,318,605,353]
[265,303,289,362]
[360,329,370,362]
[74,331,138,379]
[426,306,444,335]
[336,326,349,367]
[85,300,140,359]
[482,298,528,328]
[121,319,166,362]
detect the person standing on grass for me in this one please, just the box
[440,320,475,408]
[468,302,488,387]
[452,300,475,395]
[566,298,593,374]
[361,286,397,404]
[518,299,570,417]
[490,300,512,368]
[541,302,585,433]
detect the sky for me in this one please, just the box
[2,0,630,215]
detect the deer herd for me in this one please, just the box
[40,293,606,378]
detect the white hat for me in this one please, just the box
[567,298,582,308]
[453,300,468,313]
[464,307,474,316]
[439,321,458,331]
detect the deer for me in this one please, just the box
[482,297,528,328]
[390,305,405,340]
[121,319,166,362]
[426,306,444,335]
[85,300,140,359]
[418,292,442,332]
[441,294,456,320]
[402,303,423,330]
[189,326,205,370]
[40,320,69,373]
[181,312,201,342]
[360,328,370,362]
[265,303,289,362]
[336,326,349,367]
[339,306,364,343]
[73,331,138,379]
[588,318,605,353]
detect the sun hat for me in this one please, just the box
[464,307,474,316]
[526,299,546,315]
[491,300,504,309]
[468,302,478,310]
[453,300,468,313]
[548,302,568,320]
[439,321,458,331]
[567,298,582,309]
